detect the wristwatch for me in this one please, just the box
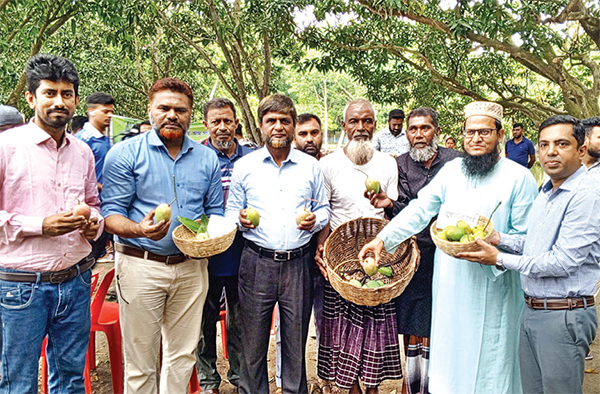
[495,253,506,271]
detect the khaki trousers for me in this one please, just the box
[115,251,208,394]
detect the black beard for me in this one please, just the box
[462,143,501,178]
[588,147,600,159]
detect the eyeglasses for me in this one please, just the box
[462,128,497,138]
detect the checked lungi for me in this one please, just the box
[317,281,403,389]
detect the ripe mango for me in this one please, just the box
[456,220,472,234]
[295,209,311,225]
[362,257,378,276]
[73,201,91,220]
[246,207,260,227]
[459,234,474,243]
[155,203,172,223]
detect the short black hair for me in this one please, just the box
[235,123,243,136]
[513,122,524,129]
[87,92,114,105]
[406,107,439,128]
[258,94,297,125]
[445,136,456,143]
[141,120,151,126]
[71,115,87,131]
[26,54,79,96]
[297,113,321,128]
[582,117,600,138]
[203,98,236,119]
[539,115,585,148]
[388,109,405,120]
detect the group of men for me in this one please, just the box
[1,52,600,394]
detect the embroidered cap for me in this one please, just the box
[464,101,503,122]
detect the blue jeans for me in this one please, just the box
[0,268,92,394]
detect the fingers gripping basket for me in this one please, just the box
[430,215,495,258]
[324,217,421,307]
[172,221,237,258]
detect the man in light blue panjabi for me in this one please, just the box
[360,101,538,394]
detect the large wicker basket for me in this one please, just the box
[430,215,494,258]
[173,221,237,258]
[324,217,421,306]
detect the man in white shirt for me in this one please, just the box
[372,109,409,157]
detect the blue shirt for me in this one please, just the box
[225,147,330,250]
[505,137,535,168]
[101,129,224,255]
[501,166,600,298]
[75,122,111,187]
[205,138,253,276]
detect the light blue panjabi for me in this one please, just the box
[378,157,538,394]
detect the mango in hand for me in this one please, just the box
[246,207,260,227]
[155,203,172,223]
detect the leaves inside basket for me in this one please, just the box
[177,215,209,235]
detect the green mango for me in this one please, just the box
[348,279,363,288]
[378,266,393,277]
[445,226,466,242]
[365,280,383,288]
[456,220,472,234]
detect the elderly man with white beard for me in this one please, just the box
[366,107,461,394]
[315,99,402,394]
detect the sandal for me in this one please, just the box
[318,378,341,394]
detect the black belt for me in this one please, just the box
[525,296,595,310]
[0,256,95,284]
[246,241,311,262]
[115,243,187,265]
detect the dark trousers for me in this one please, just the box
[196,274,243,390]
[237,244,313,394]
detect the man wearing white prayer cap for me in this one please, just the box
[0,105,24,132]
[361,101,539,394]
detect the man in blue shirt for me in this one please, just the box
[102,78,224,394]
[505,122,536,168]
[76,92,114,259]
[226,94,330,394]
[196,98,253,394]
[459,115,600,394]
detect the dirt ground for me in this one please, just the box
[75,262,600,394]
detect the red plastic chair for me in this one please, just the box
[41,268,103,394]
[87,267,123,394]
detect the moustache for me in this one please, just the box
[49,108,68,115]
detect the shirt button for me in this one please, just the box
[57,183,61,187]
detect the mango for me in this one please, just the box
[195,232,210,240]
[378,266,393,278]
[459,234,474,243]
[73,201,91,220]
[365,280,383,288]
[456,220,472,234]
[155,203,172,223]
[246,207,260,227]
[445,226,465,242]
[473,231,487,240]
[295,209,311,225]
[365,177,380,194]
[348,279,363,288]
[362,256,378,276]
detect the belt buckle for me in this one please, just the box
[49,271,71,284]
[274,251,290,262]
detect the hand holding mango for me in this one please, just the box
[437,220,488,243]
[245,207,260,227]
[295,208,311,225]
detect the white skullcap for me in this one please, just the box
[464,101,503,122]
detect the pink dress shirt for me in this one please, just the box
[0,121,103,272]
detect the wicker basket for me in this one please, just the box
[323,217,421,307]
[172,221,237,258]
[430,215,494,258]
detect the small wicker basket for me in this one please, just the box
[430,215,495,258]
[324,217,421,307]
[172,221,237,258]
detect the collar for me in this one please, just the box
[259,145,298,165]
[588,159,600,170]
[148,128,194,155]
[82,122,104,138]
[27,119,69,147]
[541,164,587,194]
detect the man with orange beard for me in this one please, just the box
[102,78,224,393]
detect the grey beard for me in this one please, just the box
[346,139,374,165]
[461,143,501,179]
[409,140,438,162]
[214,139,234,150]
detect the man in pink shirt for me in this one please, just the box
[0,54,102,393]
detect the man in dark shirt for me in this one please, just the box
[367,107,461,394]
[196,98,253,394]
[505,122,536,168]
